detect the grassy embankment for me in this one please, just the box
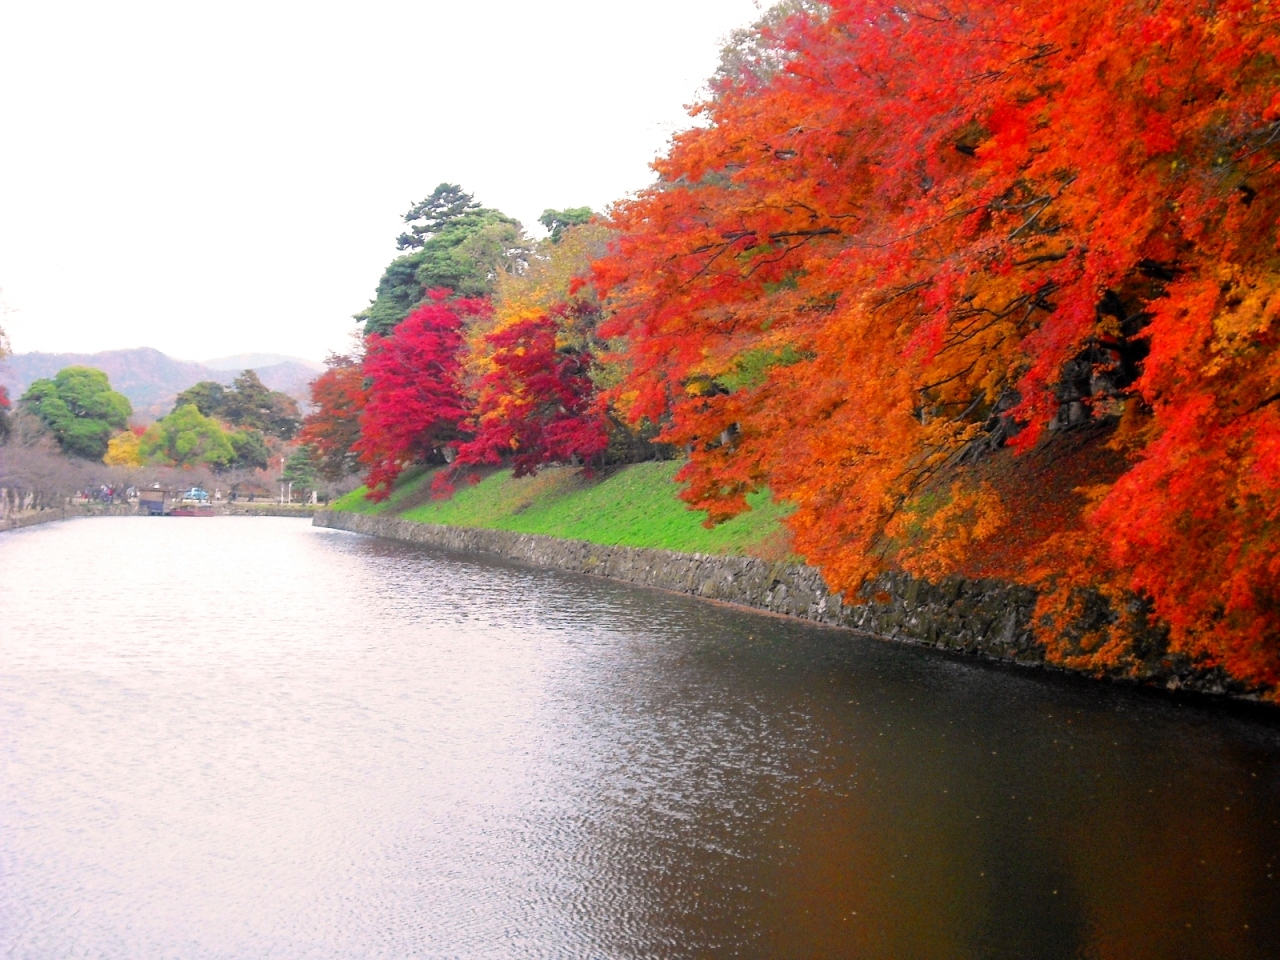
[330,460,794,559]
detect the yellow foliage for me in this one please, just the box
[103,430,143,467]
[465,222,611,379]
[893,482,1008,582]
[1208,267,1279,367]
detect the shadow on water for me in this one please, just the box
[0,517,1277,959]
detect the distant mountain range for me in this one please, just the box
[0,348,322,422]
[202,352,321,372]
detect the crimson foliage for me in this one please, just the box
[457,307,608,477]
[355,291,484,499]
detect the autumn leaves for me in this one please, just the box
[307,0,1280,695]
[594,0,1280,691]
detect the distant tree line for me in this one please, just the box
[0,357,351,511]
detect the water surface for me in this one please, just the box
[1,517,1277,958]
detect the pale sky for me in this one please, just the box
[0,0,761,364]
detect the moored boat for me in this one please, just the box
[169,487,215,517]
[169,504,216,517]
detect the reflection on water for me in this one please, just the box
[0,517,1277,958]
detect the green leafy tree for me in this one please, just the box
[360,184,531,336]
[229,428,270,470]
[20,366,132,460]
[219,370,301,439]
[538,207,593,243]
[172,381,226,418]
[140,404,235,469]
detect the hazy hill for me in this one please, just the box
[0,347,318,422]
[245,361,321,410]
[203,353,322,372]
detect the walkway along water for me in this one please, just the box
[314,509,1262,703]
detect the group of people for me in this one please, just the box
[71,484,135,505]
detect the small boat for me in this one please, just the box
[169,504,216,517]
[169,487,216,517]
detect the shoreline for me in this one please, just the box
[1,502,318,531]
[1,504,138,531]
[314,508,1271,706]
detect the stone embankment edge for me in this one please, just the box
[1,503,318,531]
[220,503,319,518]
[315,509,1263,702]
[312,509,1037,653]
[1,504,138,531]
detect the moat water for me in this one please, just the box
[1,517,1277,959]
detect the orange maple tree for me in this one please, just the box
[298,352,368,481]
[595,0,1280,690]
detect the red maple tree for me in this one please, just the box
[355,291,484,500]
[457,304,608,477]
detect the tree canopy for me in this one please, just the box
[298,352,367,480]
[21,366,132,460]
[360,184,530,336]
[228,428,270,471]
[141,404,236,470]
[174,372,300,439]
[103,429,144,467]
[307,216,645,499]
[355,291,482,498]
[304,0,1280,697]
[140,403,270,471]
[594,0,1280,691]
[457,306,608,477]
[396,183,484,250]
[282,445,318,491]
[172,381,226,418]
[538,207,593,243]
[220,370,301,439]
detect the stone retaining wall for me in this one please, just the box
[1,503,138,531]
[220,503,318,518]
[1,503,316,529]
[315,509,1260,701]
[313,510,1040,652]
[313,511,1039,649]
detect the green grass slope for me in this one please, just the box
[330,461,793,558]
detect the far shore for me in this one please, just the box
[1,500,319,531]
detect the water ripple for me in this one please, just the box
[1,517,1278,958]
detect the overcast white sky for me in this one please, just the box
[0,0,761,363]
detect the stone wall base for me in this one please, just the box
[220,503,318,518]
[1,504,138,531]
[314,510,1262,702]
